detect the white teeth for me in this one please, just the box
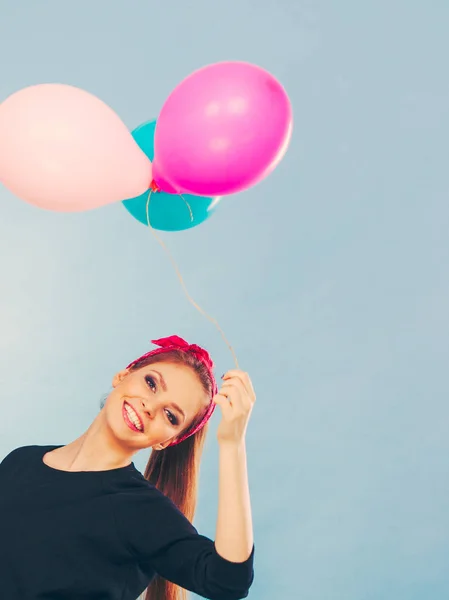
[125,404,143,431]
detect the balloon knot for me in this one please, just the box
[150,180,160,193]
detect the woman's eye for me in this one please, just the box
[165,410,179,426]
[145,375,157,393]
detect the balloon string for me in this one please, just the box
[179,193,194,222]
[145,190,240,369]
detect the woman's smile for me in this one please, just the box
[122,401,145,433]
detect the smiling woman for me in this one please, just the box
[0,335,256,600]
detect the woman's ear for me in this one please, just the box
[112,369,129,389]
[152,439,175,451]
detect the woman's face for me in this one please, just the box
[103,361,208,450]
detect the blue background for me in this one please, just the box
[1,2,448,599]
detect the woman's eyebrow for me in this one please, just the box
[150,370,186,420]
[151,369,167,392]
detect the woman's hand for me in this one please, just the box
[214,370,255,563]
[213,370,256,446]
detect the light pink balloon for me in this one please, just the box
[0,84,152,212]
[152,61,293,197]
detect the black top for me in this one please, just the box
[0,445,254,600]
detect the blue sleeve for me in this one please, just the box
[148,533,255,600]
[116,490,255,600]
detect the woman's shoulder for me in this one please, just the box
[1,444,41,461]
[114,470,173,503]
[111,471,189,520]
[109,475,198,560]
[0,444,47,470]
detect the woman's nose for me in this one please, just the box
[141,398,153,418]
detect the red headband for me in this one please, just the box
[126,335,218,446]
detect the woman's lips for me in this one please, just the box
[122,401,144,433]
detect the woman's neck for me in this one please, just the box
[48,417,135,472]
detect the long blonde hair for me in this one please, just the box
[128,350,214,600]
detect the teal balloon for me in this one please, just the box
[122,120,220,231]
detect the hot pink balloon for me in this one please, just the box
[0,84,152,212]
[152,61,293,197]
